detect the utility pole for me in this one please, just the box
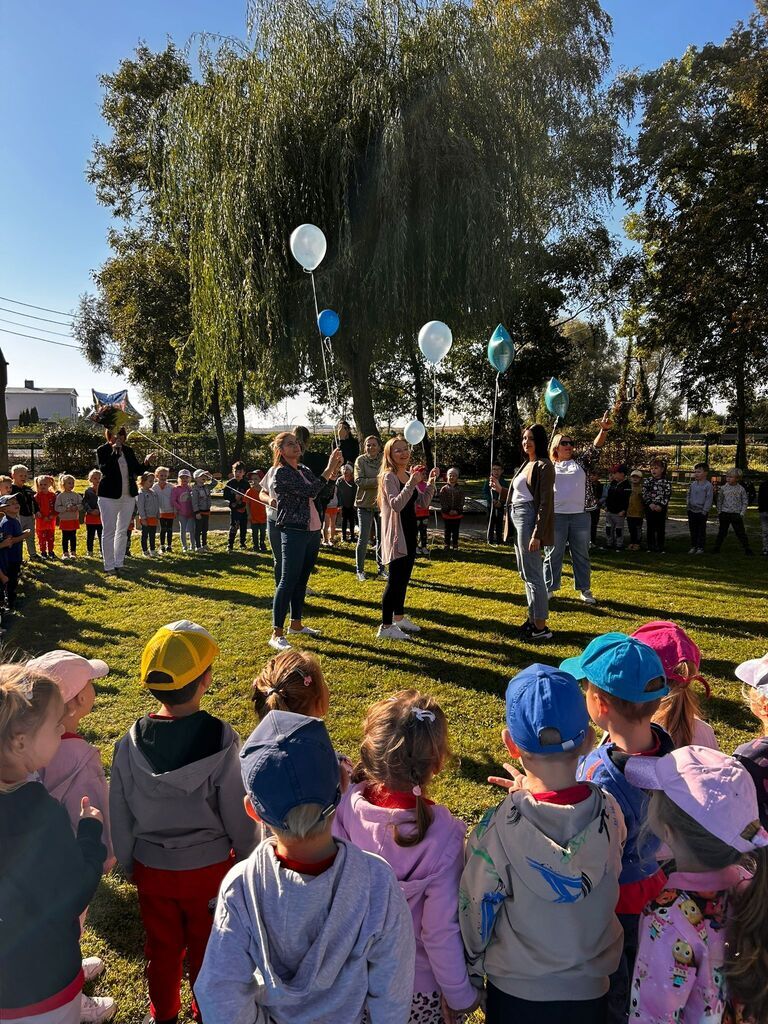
[0,348,8,474]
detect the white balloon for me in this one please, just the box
[403,419,426,445]
[289,224,327,272]
[418,320,453,364]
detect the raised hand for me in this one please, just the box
[79,796,104,824]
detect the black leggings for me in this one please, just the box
[86,523,103,554]
[416,518,428,548]
[3,563,20,608]
[195,515,209,549]
[486,983,606,1024]
[159,518,174,549]
[141,525,157,553]
[341,507,356,541]
[443,518,461,547]
[229,510,248,548]
[62,531,77,555]
[715,512,752,552]
[645,508,667,552]
[382,552,416,625]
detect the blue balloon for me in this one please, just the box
[544,377,570,419]
[317,309,340,337]
[487,324,515,374]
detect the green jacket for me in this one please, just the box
[354,454,382,509]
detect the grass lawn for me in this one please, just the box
[9,508,768,1023]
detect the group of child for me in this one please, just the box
[589,459,765,555]
[3,616,768,1024]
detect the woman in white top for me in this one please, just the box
[543,413,611,605]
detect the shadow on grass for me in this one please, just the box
[87,876,144,960]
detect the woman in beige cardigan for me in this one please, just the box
[377,436,438,639]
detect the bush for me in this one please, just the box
[42,424,103,476]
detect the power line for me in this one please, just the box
[0,305,73,327]
[0,295,74,318]
[0,327,82,350]
[0,316,74,338]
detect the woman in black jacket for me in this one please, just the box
[270,432,342,652]
[95,428,154,574]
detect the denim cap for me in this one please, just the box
[559,632,669,702]
[240,711,341,830]
[0,494,18,508]
[505,664,589,754]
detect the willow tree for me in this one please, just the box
[158,0,618,439]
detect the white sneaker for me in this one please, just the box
[688,547,697,554]
[268,635,292,651]
[305,587,319,597]
[82,957,104,982]
[547,590,555,599]
[356,571,366,582]
[80,994,116,1022]
[580,590,597,605]
[395,616,421,633]
[377,623,410,640]
[287,625,322,636]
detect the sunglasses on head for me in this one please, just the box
[559,439,574,446]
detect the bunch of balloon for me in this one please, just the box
[486,324,516,538]
[289,224,341,445]
[417,320,453,467]
[544,377,571,447]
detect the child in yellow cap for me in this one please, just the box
[109,620,259,1024]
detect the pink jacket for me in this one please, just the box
[333,783,476,1011]
[171,484,193,517]
[38,734,114,869]
[379,472,435,564]
[631,866,751,1022]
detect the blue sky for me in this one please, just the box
[0,0,757,419]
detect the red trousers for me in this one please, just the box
[134,857,233,1023]
[36,526,55,554]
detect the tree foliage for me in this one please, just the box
[618,9,768,468]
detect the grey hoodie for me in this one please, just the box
[109,718,258,872]
[194,837,415,1024]
[460,784,626,1001]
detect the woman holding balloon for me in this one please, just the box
[498,424,555,640]
[543,412,612,605]
[377,436,439,639]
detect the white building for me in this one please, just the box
[6,380,78,427]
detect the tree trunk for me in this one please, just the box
[409,351,434,468]
[497,374,522,468]
[340,343,379,441]
[210,379,229,475]
[0,349,8,474]
[734,363,748,472]
[232,380,246,464]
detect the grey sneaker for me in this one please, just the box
[580,590,597,605]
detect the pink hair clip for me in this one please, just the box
[412,785,422,797]
[303,673,313,687]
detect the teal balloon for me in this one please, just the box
[545,377,570,419]
[317,309,340,337]
[487,324,514,374]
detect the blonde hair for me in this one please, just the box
[377,436,408,507]
[653,659,711,748]
[355,690,449,847]
[271,431,296,468]
[154,466,169,475]
[140,472,154,486]
[34,474,53,489]
[58,473,75,488]
[87,469,101,483]
[647,790,768,1020]
[251,651,329,720]
[11,465,28,475]
[271,802,335,840]
[0,666,62,756]
[586,678,666,724]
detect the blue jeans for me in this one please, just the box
[267,518,283,585]
[355,507,382,573]
[512,503,549,622]
[178,515,195,550]
[544,511,592,593]
[272,528,321,629]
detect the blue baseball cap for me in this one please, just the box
[505,664,589,754]
[559,633,669,703]
[240,711,341,831]
[0,495,18,508]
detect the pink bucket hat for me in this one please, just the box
[626,745,768,854]
[26,650,109,704]
[735,653,768,696]
[631,621,710,696]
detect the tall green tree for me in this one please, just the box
[619,7,768,468]
[158,0,619,445]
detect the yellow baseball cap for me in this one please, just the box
[141,620,220,691]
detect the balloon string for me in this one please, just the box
[132,430,267,509]
[432,365,437,469]
[488,372,500,539]
[309,271,340,450]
